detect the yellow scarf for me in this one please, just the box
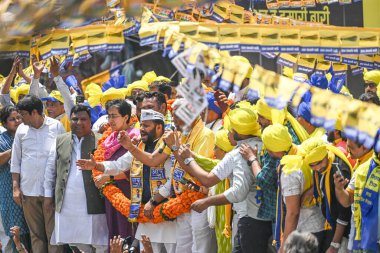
[285,112,309,143]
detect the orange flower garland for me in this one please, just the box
[92,128,206,224]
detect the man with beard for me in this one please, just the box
[77,109,176,253]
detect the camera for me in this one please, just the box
[122,236,139,253]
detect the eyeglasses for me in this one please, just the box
[106,114,122,120]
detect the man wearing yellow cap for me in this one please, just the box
[245,124,324,252]
[177,107,271,253]
[288,137,352,253]
[363,70,380,95]
[227,56,253,102]
[327,117,356,168]
[254,98,307,234]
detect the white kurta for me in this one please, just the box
[52,136,109,246]
[135,221,177,244]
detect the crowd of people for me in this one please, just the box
[0,54,380,253]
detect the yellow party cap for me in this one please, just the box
[141,71,157,84]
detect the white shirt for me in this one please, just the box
[49,135,108,245]
[10,117,65,197]
[53,76,76,116]
[211,137,266,220]
[281,171,325,233]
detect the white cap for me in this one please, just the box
[140,109,165,122]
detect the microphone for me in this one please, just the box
[158,126,176,153]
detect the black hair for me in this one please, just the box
[143,92,167,108]
[359,92,380,106]
[0,105,18,125]
[153,119,165,130]
[106,99,132,123]
[70,104,91,119]
[17,95,43,115]
[150,80,173,98]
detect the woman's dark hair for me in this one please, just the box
[70,104,91,119]
[16,95,43,115]
[106,99,132,123]
[0,105,18,125]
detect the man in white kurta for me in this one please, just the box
[44,106,108,253]
[79,109,176,253]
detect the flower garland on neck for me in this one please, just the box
[92,127,206,224]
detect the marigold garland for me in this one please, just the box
[92,127,206,224]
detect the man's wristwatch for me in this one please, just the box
[247,157,257,166]
[149,198,158,207]
[184,157,195,165]
[330,242,340,249]
[171,145,178,152]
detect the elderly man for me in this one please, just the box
[177,107,270,253]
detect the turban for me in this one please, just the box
[126,80,149,97]
[215,129,235,153]
[262,124,292,152]
[310,73,328,89]
[297,102,312,123]
[207,92,222,117]
[141,71,157,85]
[100,88,126,107]
[85,83,103,108]
[299,137,327,165]
[231,55,253,79]
[41,90,64,103]
[256,98,273,121]
[293,73,309,83]
[256,98,285,124]
[228,107,261,137]
[10,84,30,103]
[154,76,171,83]
[363,69,380,85]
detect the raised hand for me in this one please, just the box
[178,144,192,161]
[31,55,45,79]
[49,56,60,78]
[333,173,349,191]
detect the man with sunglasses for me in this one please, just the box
[363,70,380,97]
